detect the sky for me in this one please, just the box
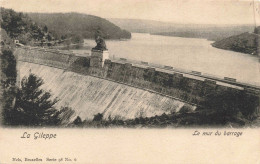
[1,0,259,25]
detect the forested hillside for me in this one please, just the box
[0,8,55,45]
[212,27,260,55]
[27,13,131,40]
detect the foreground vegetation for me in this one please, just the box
[68,92,259,128]
[2,73,74,126]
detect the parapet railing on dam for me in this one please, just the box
[113,57,260,91]
[14,46,260,110]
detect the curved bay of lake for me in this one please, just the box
[74,33,260,86]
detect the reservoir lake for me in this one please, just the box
[73,33,260,86]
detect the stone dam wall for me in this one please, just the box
[20,62,193,121]
[15,47,260,116]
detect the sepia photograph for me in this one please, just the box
[0,0,260,163]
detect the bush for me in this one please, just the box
[204,89,258,118]
[179,105,193,114]
[73,116,83,125]
[93,113,103,122]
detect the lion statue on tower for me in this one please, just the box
[92,30,107,51]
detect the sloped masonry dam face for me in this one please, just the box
[19,61,195,121]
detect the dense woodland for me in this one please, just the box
[212,26,260,55]
[27,13,131,40]
[0,8,131,47]
[0,8,56,45]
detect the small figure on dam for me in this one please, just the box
[92,31,107,51]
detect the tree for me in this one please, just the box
[1,26,17,126]
[254,26,260,35]
[0,28,14,47]
[93,113,103,122]
[52,106,75,125]
[71,34,84,44]
[9,74,59,126]
[0,49,17,87]
[73,116,83,125]
[203,89,259,122]
[43,25,48,33]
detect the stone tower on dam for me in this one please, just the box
[90,34,109,68]
[90,49,109,68]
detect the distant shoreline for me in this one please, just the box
[150,33,214,41]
